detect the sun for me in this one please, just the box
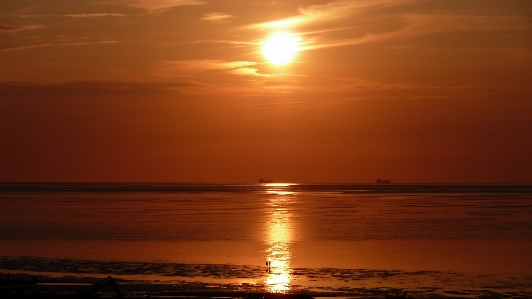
[263,33,299,65]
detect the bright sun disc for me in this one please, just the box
[263,33,299,65]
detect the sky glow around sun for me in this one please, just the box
[1,1,532,183]
[263,33,299,65]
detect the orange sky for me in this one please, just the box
[1,0,531,183]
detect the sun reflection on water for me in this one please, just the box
[265,194,293,293]
[263,183,292,187]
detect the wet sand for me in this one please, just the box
[1,239,531,274]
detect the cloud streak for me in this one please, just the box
[0,40,118,52]
[123,0,206,13]
[249,0,532,52]
[248,0,407,30]
[201,12,233,24]
[0,24,44,32]
[0,80,197,96]
[64,13,126,18]
[153,60,268,77]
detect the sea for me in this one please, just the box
[1,183,532,298]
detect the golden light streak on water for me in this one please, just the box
[265,190,293,196]
[263,183,292,187]
[265,195,292,293]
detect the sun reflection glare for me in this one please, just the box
[263,183,293,195]
[265,197,293,293]
[264,183,291,187]
[266,190,293,196]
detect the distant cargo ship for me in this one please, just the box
[376,179,391,184]
[259,179,273,183]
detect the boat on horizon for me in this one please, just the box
[376,179,391,184]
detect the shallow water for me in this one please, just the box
[1,183,531,298]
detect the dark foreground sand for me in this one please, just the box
[2,272,528,299]
[0,277,414,299]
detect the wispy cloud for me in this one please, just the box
[248,0,406,30]
[0,80,196,96]
[187,39,257,47]
[124,0,206,13]
[404,14,532,33]
[201,12,233,24]
[64,13,126,18]
[162,60,249,71]
[161,59,255,69]
[310,14,532,50]
[152,60,270,78]
[249,0,532,52]
[0,24,44,32]
[246,0,412,51]
[0,15,36,18]
[0,40,118,52]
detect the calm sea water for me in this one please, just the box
[1,183,532,298]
